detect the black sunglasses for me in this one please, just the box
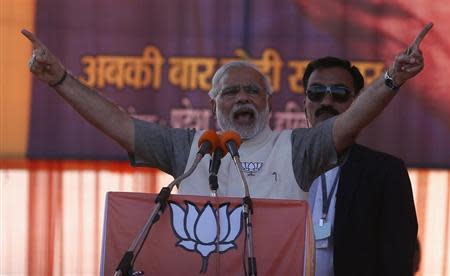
[306,84,353,103]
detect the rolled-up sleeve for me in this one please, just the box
[291,117,346,191]
[128,118,195,177]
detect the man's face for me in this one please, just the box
[304,67,356,127]
[214,66,271,139]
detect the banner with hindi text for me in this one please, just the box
[29,0,450,167]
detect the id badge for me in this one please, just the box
[313,220,332,240]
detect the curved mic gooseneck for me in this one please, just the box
[220,131,257,276]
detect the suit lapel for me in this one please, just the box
[335,145,364,225]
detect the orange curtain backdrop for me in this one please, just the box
[1,160,450,276]
[0,160,174,275]
[409,169,450,275]
[0,0,34,158]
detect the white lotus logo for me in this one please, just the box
[241,161,263,176]
[169,201,243,273]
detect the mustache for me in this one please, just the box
[231,103,257,115]
[315,106,339,117]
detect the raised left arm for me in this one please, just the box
[333,23,433,154]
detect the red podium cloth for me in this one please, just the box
[101,192,313,275]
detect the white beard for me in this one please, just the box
[216,103,270,140]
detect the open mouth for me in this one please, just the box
[233,107,255,125]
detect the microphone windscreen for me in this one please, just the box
[198,130,220,155]
[219,131,242,154]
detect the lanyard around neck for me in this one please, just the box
[320,167,341,221]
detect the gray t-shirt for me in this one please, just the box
[129,117,338,191]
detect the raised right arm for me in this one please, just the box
[22,29,134,152]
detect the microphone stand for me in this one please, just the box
[208,148,222,197]
[114,153,205,276]
[230,154,257,276]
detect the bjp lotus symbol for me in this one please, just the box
[169,201,243,273]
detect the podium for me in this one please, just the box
[101,192,314,275]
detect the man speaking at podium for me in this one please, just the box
[21,23,431,200]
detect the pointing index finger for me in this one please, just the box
[410,23,433,50]
[21,29,44,48]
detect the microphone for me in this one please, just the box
[219,130,249,196]
[199,130,221,196]
[198,130,220,157]
[219,131,242,158]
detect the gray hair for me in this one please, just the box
[208,60,273,99]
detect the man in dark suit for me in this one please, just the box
[303,57,418,276]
